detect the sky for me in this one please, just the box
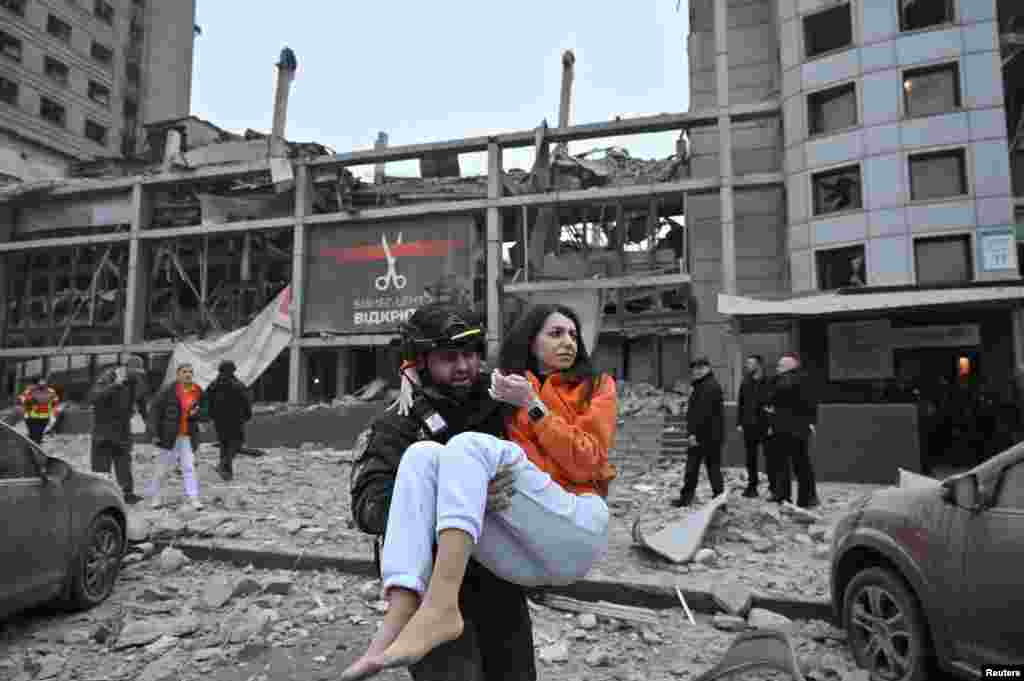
[190,1,691,178]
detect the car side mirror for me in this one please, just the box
[941,474,980,510]
[43,457,71,484]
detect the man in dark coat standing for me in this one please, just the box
[764,352,820,508]
[736,354,769,498]
[200,360,253,481]
[674,357,725,507]
[88,355,149,504]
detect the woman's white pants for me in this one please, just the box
[380,431,609,596]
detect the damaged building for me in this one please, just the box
[1,44,738,404]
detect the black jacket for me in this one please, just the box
[200,374,252,442]
[88,368,149,445]
[737,374,769,437]
[766,370,817,440]
[148,383,203,451]
[686,372,725,447]
[349,370,536,681]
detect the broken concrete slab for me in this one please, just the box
[711,582,754,617]
[747,608,794,635]
[635,493,729,563]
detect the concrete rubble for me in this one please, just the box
[0,554,865,681]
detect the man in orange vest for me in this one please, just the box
[17,374,61,445]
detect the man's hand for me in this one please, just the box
[688,435,698,447]
[486,464,517,513]
[736,425,743,432]
[809,425,816,436]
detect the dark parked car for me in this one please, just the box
[1,421,127,619]
[830,444,1024,680]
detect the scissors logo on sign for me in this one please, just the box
[375,233,408,291]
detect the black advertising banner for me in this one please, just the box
[303,215,474,334]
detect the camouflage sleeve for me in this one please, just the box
[349,415,422,535]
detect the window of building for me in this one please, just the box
[85,120,108,146]
[94,0,114,25]
[1,0,25,17]
[903,62,961,117]
[91,41,113,66]
[125,62,140,84]
[0,75,17,105]
[812,164,863,215]
[817,244,866,290]
[900,0,954,32]
[804,4,853,58]
[808,82,858,136]
[909,149,967,201]
[46,14,72,43]
[914,234,972,284]
[88,81,111,107]
[44,56,69,86]
[1,30,22,62]
[39,97,66,127]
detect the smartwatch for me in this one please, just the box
[527,399,548,423]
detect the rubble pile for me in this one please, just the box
[617,381,687,418]
[0,556,863,681]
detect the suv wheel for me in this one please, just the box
[842,566,932,681]
[66,514,124,610]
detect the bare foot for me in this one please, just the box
[339,592,417,681]
[376,603,465,671]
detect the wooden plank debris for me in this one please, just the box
[538,594,660,626]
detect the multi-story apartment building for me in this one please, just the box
[0,0,196,180]
[687,0,1024,475]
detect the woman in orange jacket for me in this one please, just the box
[341,303,617,681]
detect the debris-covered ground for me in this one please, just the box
[0,551,866,681]
[39,433,885,604]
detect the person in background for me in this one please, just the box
[145,363,204,512]
[764,352,819,508]
[88,355,149,504]
[200,360,253,481]
[736,354,769,498]
[674,357,725,507]
[17,373,61,445]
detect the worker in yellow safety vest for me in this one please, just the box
[17,374,62,445]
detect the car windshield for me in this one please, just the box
[0,421,42,479]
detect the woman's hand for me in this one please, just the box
[488,370,537,408]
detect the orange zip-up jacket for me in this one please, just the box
[507,371,618,498]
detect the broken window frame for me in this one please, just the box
[811,164,863,215]
[913,233,972,285]
[90,41,113,67]
[43,56,70,87]
[816,244,866,291]
[803,3,853,60]
[908,147,968,201]
[0,74,17,105]
[1,29,22,62]
[88,81,111,107]
[1,0,25,16]
[807,81,858,137]
[902,61,961,118]
[85,119,108,146]
[899,0,954,33]
[46,14,72,43]
[39,96,66,128]
[93,0,114,25]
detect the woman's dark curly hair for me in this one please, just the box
[498,303,605,404]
